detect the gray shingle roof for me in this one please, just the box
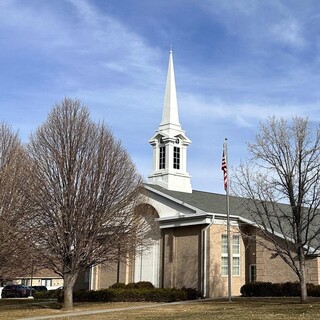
[144,184,320,254]
[145,183,243,216]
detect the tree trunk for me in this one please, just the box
[299,258,308,303]
[62,271,78,311]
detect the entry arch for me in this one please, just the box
[134,203,160,287]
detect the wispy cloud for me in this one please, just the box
[200,0,310,51]
[271,19,306,47]
[1,0,320,192]
[67,0,162,74]
[180,92,320,127]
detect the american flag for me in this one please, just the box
[221,149,227,191]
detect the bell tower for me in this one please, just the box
[148,50,192,193]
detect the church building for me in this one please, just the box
[76,51,320,297]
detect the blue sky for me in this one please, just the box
[1,0,320,193]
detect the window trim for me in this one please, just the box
[173,146,180,169]
[221,234,228,276]
[41,279,53,287]
[232,235,240,276]
[220,234,241,277]
[159,146,166,170]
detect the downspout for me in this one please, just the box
[202,214,214,298]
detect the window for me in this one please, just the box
[221,235,228,275]
[232,235,240,276]
[232,235,240,255]
[249,264,256,282]
[221,234,241,276]
[232,257,240,276]
[221,234,228,254]
[221,257,228,276]
[159,146,165,169]
[41,279,52,287]
[173,147,180,169]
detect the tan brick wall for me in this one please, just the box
[255,233,298,283]
[242,228,320,286]
[305,257,320,284]
[207,223,246,297]
[98,261,128,289]
[174,226,201,290]
[162,226,202,290]
[76,223,320,294]
[240,225,256,283]
[162,228,174,288]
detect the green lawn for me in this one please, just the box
[1,297,320,320]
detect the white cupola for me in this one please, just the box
[148,50,192,193]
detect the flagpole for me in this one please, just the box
[223,138,232,302]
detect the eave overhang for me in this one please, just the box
[157,213,213,229]
[144,184,205,214]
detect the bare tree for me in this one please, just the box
[26,98,147,310]
[0,122,33,283]
[234,116,320,302]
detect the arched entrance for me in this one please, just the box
[134,204,160,287]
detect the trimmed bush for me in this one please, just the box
[134,281,155,289]
[46,281,200,303]
[56,286,198,303]
[34,289,62,300]
[306,283,320,297]
[241,282,320,297]
[241,282,292,297]
[74,289,115,302]
[71,288,188,303]
[125,281,155,289]
[181,287,201,300]
[281,282,300,296]
[109,282,126,289]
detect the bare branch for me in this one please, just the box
[233,116,320,302]
[0,122,34,283]
[26,98,147,309]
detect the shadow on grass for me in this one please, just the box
[0,299,63,310]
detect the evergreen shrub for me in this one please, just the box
[33,290,59,299]
[68,287,189,303]
[241,282,320,297]
[125,281,155,289]
[54,282,200,303]
[109,282,126,289]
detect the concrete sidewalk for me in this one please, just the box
[20,299,205,320]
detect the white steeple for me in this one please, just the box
[148,50,192,193]
[160,50,181,130]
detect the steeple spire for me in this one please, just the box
[148,50,192,193]
[160,49,181,129]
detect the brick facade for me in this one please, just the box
[207,223,246,297]
[75,209,320,298]
[162,226,202,291]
